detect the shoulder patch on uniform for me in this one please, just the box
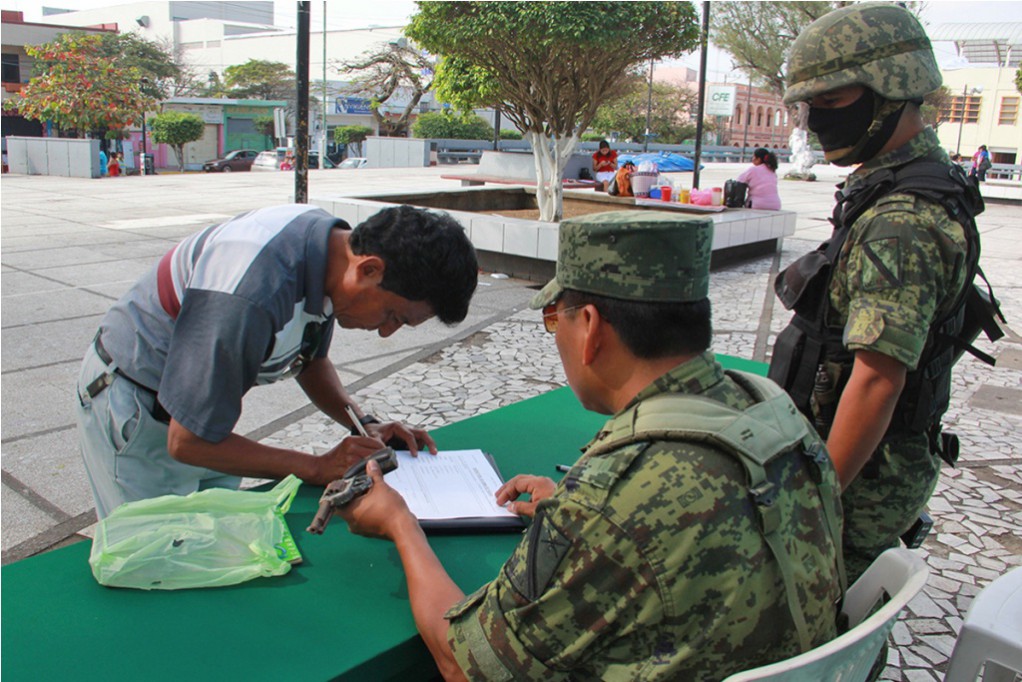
[504,513,571,602]
[861,236,902,290]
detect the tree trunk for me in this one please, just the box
[172,144,185,172]
[527,131,580,223]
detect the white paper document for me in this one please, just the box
[387,449,522,525]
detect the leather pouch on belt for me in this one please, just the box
[774,250,830,316]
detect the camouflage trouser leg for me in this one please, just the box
[841,434,941,584]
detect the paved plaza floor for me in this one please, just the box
[2,161,1020,680]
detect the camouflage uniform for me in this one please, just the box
[773,3,970,582]
[827,129,968,581]
[446,212,844,680]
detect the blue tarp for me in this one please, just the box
[617,152,701,172]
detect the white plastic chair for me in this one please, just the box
[944,565,1022,682]
[722,548,930,682]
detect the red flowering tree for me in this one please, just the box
[5,33,155,137]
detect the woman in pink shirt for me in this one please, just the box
[736,148,781,210]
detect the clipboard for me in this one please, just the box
[387,449,527,534]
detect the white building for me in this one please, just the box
[34,1,426,142]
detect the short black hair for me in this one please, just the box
[560,289,712,359]
[599,140,610,149]
[350,205,478,324]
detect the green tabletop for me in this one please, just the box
[1,354,765,681]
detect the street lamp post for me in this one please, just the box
[955,84,983,156]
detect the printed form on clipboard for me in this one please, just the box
[388,449,526,533]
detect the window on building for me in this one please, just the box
[1,53,20,83]
[940,95,982,124]
[766,108,772,127]
[756,106,763,127]
[775,110,782,127]
[735,105,742,127]
[999,97,1019,125]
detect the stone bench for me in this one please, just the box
[311,187,796,282]
[440,173,598,189]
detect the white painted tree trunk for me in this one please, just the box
[526,131,581,222]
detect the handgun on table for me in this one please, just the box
[307,447,399,535]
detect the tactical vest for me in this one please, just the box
[767,159,1004,465]
[584,370,845,654]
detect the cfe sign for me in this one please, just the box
[706,85,738,117]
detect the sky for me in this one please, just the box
[10,0,1022,81]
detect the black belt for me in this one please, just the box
[86,334,172,424]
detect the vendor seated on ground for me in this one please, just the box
[736,148,782,210]
[592,139,618,191]
[610,160,636,197]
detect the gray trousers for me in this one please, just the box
[75,343,241,519]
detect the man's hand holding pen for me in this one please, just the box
[494,474,556,518]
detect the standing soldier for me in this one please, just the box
[769,2,989,582]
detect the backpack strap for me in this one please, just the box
[588,371,846,652]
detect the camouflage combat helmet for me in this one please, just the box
[783,2,941,106]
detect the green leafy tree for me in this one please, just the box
[921,85,952,131]
[1016,65,1022,94]
[4,33,155,137]
[412,111,493,140]
[224,60,295,100]
[499,128,523,140]
[408,1,700,221]
[254,115,275,137]
[334,125,372,157]
[711,2,841,98]
[149,110,204,172]
[339,40,435,137]
[592,77,699,144]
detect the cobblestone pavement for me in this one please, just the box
[2,164,1019,680]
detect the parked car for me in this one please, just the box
[339,157,368,169]
[202,149,258,172]
[251,148,336,171]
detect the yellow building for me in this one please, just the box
[931,23,1022,165]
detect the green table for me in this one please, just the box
[1,355,766,681]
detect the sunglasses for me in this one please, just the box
[541,303,585,334]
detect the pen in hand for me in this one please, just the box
[555,464,571,473]
[344,405,371,438]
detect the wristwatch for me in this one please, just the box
[348,413,380,435]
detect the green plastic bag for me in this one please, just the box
[89,476,303,590]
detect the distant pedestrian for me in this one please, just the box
[99,149,108,177]
[108,152,121,177]
[970,144,991,182]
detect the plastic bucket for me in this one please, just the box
[630,172,657,198]
[661,186,672,202]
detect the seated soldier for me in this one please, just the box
[338,211,845,680]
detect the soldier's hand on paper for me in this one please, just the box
[337,459,413,540]
[365,420,438,457]
[311,436,386,485]
[495,475,556,518]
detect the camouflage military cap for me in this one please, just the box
[529,211,713,309]
[783,2,941,106]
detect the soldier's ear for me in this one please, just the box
[581,305,604,366]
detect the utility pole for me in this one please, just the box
[320,1,327,168]
[692,1,710,189]
[295,1,310,203]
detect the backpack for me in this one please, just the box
[724,179,749,208]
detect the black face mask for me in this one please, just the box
[808,89,905,166]
[808,89,877,152]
